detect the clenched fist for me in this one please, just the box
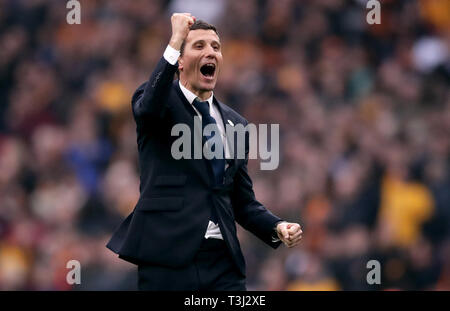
[169,13,196,51]
[276,222,303,248]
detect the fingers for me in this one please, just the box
[175,12,191,17]
[289,228,303,241]
[284,236,302,248]
[175,13,196,23]
[280,222,303,248]
[287,223,300,233]
[284,234,302,247]
[182,13,195,24]
[277,223,289,240]
[171,13,196,25]
[182,13,196,23]
[169,13,196,49]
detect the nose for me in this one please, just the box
[205,44,218,58]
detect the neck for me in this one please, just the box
[180,79,212,101]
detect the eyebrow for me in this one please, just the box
[191,40,221,47]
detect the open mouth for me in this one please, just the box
[200,63,216,78]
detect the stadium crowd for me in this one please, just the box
[0,0,449,290]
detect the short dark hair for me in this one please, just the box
[179,20,219,56]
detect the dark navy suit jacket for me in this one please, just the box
[106,56,282,277]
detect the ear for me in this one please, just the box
[178,57,183,72]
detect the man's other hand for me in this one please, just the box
[169,13,196,50]
[276,222,303,248]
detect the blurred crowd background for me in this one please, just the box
[0,0,449,290]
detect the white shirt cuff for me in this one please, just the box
[163,44,180,65]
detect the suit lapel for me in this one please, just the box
[173,80,197,118]
[214,98,240,176]
[173,80,215,185]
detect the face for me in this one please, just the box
[178,29,223,98]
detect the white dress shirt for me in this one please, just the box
[163,44,226,240]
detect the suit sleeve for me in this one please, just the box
[231,124,283,249]
[132,56,178,122]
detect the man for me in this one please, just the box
[107,13,302,290]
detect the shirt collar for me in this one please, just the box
[179,81,214,110]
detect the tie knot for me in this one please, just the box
[193,98,210,117]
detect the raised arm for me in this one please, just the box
[132,13,196,121]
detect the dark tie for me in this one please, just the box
[192,98,225,186]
